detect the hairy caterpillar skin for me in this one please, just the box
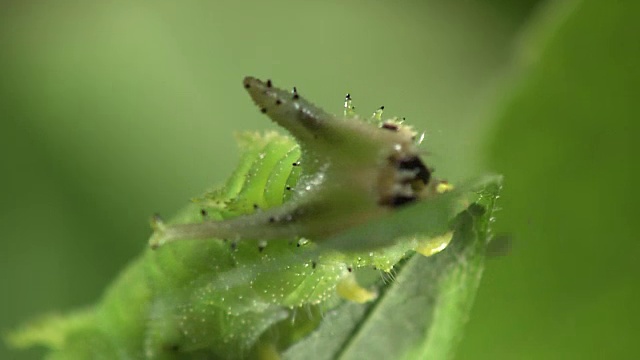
[10,77,460,360]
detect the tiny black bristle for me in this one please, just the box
[266,79,272,88]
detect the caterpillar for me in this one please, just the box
[9,77,495,360]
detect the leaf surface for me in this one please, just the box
[284,179,502,360]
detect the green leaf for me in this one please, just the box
[284,179,502,360]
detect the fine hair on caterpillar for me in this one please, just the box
[150,77,444,250]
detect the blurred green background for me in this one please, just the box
[1,0,637,359]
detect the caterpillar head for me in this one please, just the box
[149,77,448,249]
[243,76,438,209]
